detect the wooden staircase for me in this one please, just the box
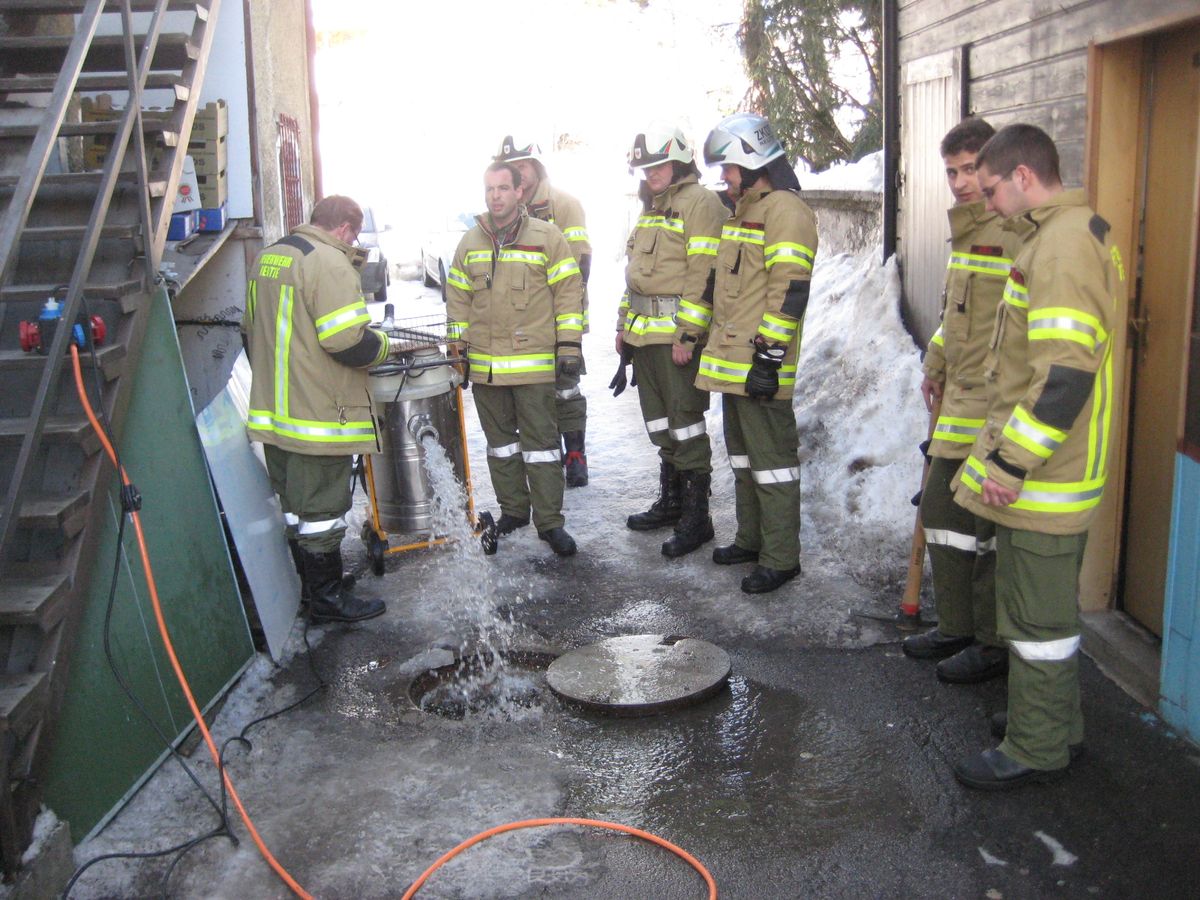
[0,0,220,879]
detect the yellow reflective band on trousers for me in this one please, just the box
[757,313,797,343]
[1028,306,1108,351]
[1004,405,1067,460]
[637,214,684,234]
[315,300,371,340]
[933,415,984,444]
[687,236,719,256]
[467,351,555,375]
[677,299,712,328]
[961,456,1106,513]
[947,251,1011,276]
[764,241,814,271]
[1003,277,1029,309]
[699,352,797,385]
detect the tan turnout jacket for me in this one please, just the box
[953,189,1125,534]
[618,175,728,348]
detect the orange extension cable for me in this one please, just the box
[400,817,718,899]
[71,345,313,900]
[73,345,717,900]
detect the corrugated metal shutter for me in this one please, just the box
[278,113,305,233]
[900,49,962,347]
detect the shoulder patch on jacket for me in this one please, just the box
[1008,267,1026,286]
[1088,214,1110,244]
[275,234,314,255]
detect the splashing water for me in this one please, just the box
[419,434,541,720]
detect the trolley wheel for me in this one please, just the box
[367,530,387,576]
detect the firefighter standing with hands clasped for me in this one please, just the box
[697,113,818,595]
[445,161,585,557]
[616,124,729,558]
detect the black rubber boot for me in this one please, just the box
[538,526,577,557]
[290,537,354,602]
[662,471,714,558]
[563,431,589,487]
[627,461,682,531]
[300,547,385,623]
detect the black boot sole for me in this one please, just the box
[661,524,715,558]
[309,604,386,624]
[626,513,681,532]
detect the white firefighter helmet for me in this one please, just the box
[703,113,785,169]
[495,135,542,163]
[628,125,694,169]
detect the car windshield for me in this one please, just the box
[361,207,377,233]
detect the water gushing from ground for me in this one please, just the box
[419,432,545,720]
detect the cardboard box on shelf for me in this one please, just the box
[197,204,227,233]
[197,170,227,209]
[174,155,202,212]
[168,209,198,241]
[189,135,227,175]
[191,100,228,140]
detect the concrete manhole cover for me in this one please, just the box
[546,634,731,716]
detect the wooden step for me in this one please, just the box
[0,342,127,380]
[0,172,167,198]
[0,33,196,74]
[0,278,145,304]
[19,223,139,242]
[0,416,100,454]
[0,575,70,630]
[0,0,207,15]
[18,491,90,538]
[0,72,189,100]
[0,120,179,148]
[0,673,47,740]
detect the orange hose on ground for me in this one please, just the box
[71,346,312,900]
[400,817,718,900]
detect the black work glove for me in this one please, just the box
[608,345,635,397]
[557,355,581,378]
[745,337,785,400]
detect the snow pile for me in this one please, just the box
[799,150,884,192]
[794,251,925,588]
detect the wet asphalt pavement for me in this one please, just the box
[72,279,1200,899]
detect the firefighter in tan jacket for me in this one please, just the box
[445,161,584,556]
[698,113,818,595]
[494,136,593,487]
[902,118,1013,685]
[242,195,390,623]
[950,124,1124,791]
[618,124,729,558]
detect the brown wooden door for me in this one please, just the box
[1120,25,1200,636]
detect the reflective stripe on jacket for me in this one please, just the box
[525,180,591,331]
[444,211,584,386]
[923,202,1012,459]
[242,224,388,455]
[953,189,1125,534]
[619,175,728,348]
[694,187,818,398]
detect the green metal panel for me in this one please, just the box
[42,289,254,839]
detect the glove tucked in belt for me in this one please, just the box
[746,337,785,399]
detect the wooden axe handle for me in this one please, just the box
[900,396,942,616]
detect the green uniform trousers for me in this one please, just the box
[722,393,800,571]
[632,344,711,473]
[995,525,1087,771]
[555,364,587,434]
[263,444,353,553]
[922,456,998,645]
[474,382,565,531]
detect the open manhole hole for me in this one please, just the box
[408,650,558,720]
[546,634,731,717]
